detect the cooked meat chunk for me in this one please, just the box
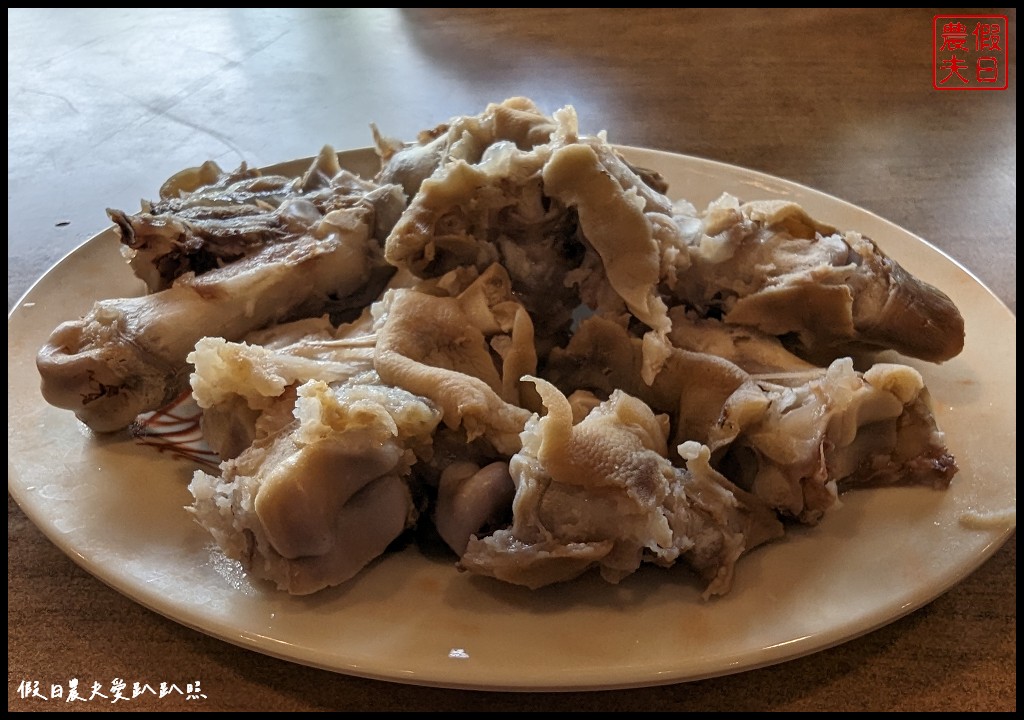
[113,145,405,292]
[375,96,558,199]
[373,264,535,454]
[544,315,750,451]
[708,359,957,523]
[542,142,683,382]
[435,461,516,556]
[189,310,378,459]
[189,376,441,595]
[672,195,965,363]
[383,127,582,355]
[545,315,957,524]
[37,157,398,433]
[667,307,818,374]
[460,378,783,595]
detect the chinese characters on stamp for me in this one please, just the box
[933,15,1008,90]
[15,679,207,703]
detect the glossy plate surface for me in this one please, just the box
[8,147,1016,691]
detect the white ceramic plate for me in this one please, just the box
[8,147,1016,691]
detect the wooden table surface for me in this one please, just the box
[8,8,1015,711]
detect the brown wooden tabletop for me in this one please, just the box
[8,8,1015,711]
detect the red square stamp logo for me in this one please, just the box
[934,15,1009,90]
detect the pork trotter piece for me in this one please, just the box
[37,203,389,432]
